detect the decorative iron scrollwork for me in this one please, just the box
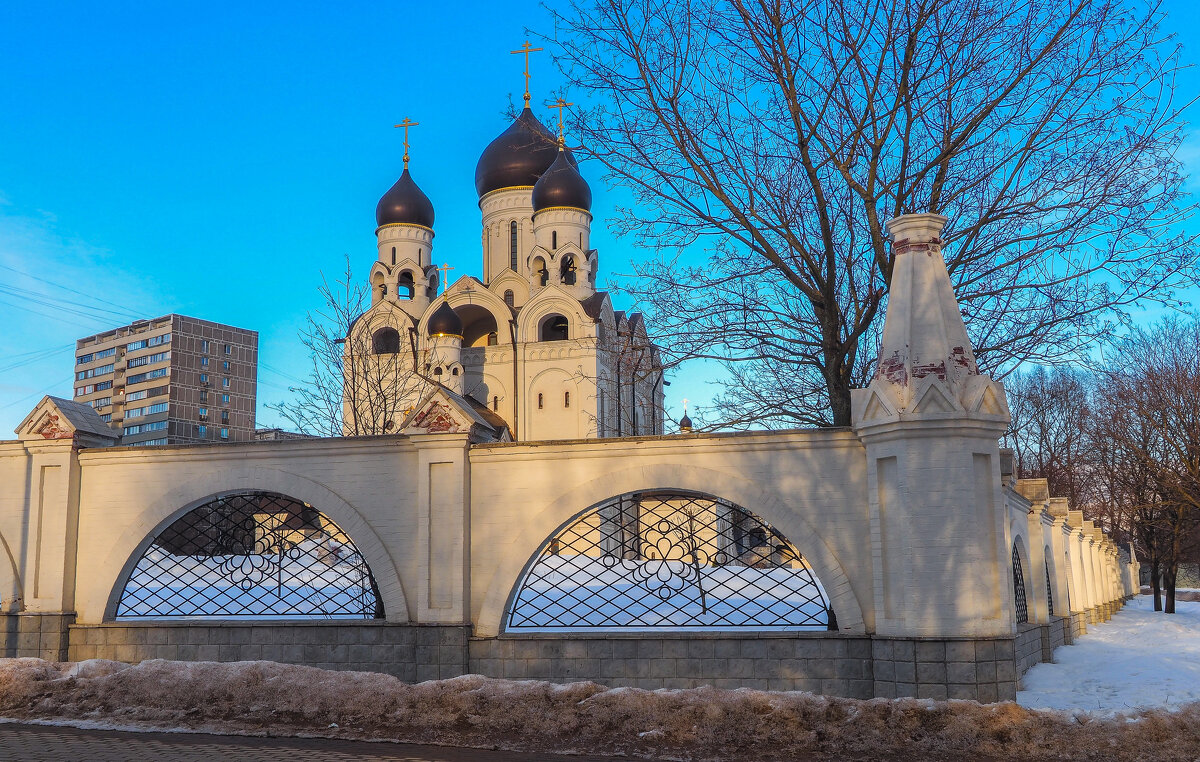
[1013,544,1029,624]
[116,491,382,619]
[507,491,833,631]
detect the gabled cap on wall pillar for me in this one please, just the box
[852,213,1009,429]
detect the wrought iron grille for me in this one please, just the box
[1045,558,1055,616]
[506,490,833,631]
[116,491,383,619]
[1012,544,1028,624]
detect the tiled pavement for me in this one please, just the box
[0,723,618,761]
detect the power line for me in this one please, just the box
[0,262,143,320]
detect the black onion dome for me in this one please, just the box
[376,168,435,228]
[680,413,693,433]
[427,300,463,338]
[475,108,577,197]
[532,149,591,213]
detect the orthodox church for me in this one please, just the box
[343,85,665,442]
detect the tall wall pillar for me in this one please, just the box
[852,213,1013,639]
[410,433,471,624]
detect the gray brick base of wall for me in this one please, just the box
[66,623,470,682]
[0,613,75,661]
[15,607,1122,703]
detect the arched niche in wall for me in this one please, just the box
[372,327,401,354]
[539,314,569,342]
[458,304,501,348]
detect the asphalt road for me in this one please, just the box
[0,722,620,761]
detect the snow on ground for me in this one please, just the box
[1018,596,1200,714]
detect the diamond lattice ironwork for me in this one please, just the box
[116,491,383,619]
[1045,558,1055,617]
[506,491,833,631]
[1013,544,1029,624]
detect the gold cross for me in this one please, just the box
[681,398,689,414]
[511,40,544,104]
[547,97,573,144]
[393,118,419,168]
[436,263,454,296]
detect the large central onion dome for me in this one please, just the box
[475,108,577,197]
[427,300,463,338]
[376,168,435,228]
[532,148,591,213]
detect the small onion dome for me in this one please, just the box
[376,168,435,228]
[680,413,693,433]
[532,149,591,213]
[427,300,463,338]
[475,108,576,197]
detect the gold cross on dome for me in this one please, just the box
[681,398,689,414]
[436,263,454,296]
[547,97,573,145]
[511,40,544,104]
[393,118,419,168]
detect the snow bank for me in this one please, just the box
[0,657,1197,760]
[1019,597,1200,714]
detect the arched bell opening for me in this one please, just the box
[504,490,834,632]
[532,256,549,287]
[559,255,577,286]
[539,314,569,342]
[114,491,384,620]
[459,304,500,348]
[397,270,416,300]
[372,327,401,355]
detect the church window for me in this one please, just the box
[538,393,544,409]
[510,221,518,270]
[493,395,499,411]
[372,328,401,354]
[487,331,498,346]
[504,290,515,308]
[579,232,583,247]
[391,246,396,265]
[552,230,557,250]
[433,367,443,376]
[451,367,459,376]
[540,314,569,342]
[564,391,570,408]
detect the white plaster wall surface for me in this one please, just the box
[71,437,422,625]
[466,428,871,637]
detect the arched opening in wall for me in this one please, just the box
[539,314,569,342]
[114,491,383,619]
[391,246,397,265]
[560,255,577,285]
[509,221,518,270]
[505,490,834,631]
[458,304,499,348]
[372,327,401,355]
[1012,542,1029,624]
[397,271,415,300]
[551,230,558,250]
[504,290,515,309]
[532,256,549,287]
[1044,550,1055,616]
[370,271,386,301]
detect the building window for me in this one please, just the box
[222,377,230,388]
[222,393,230,404]
[564,391,570,408]
[126,368,168,385]
[201,356,209,367]
[199,390,208,404]
[221,410,229,424]
[504,290,515,308]
[538,393,544,409]
[224,344,231,355]
[127,351,170,369]
[100,413,112,423]
[220,428,229,439]
[198,425,207,438]
[223,360,230,371]
[201,340,209,353]
[199,407,208,419]
[391,246,396,265]
[200,374,209,384]
[509,221,518,270]
[77,353,93,364]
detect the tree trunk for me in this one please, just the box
[1164,563,1177,614]
[1151,561,1162,611]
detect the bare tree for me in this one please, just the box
[1094,319,1200,613]
[268,256,428,437]
[548,0,1197,426]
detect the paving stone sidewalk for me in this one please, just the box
[0,722,618,761]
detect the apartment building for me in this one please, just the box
[74,315,258,446]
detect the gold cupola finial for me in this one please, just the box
[510,40,544,105]
[548,97,573,149]
[393,117,419,169]
[436,262,454,297]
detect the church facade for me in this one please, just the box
[345,104,663,441]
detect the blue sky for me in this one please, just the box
[0,0,1197,434]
